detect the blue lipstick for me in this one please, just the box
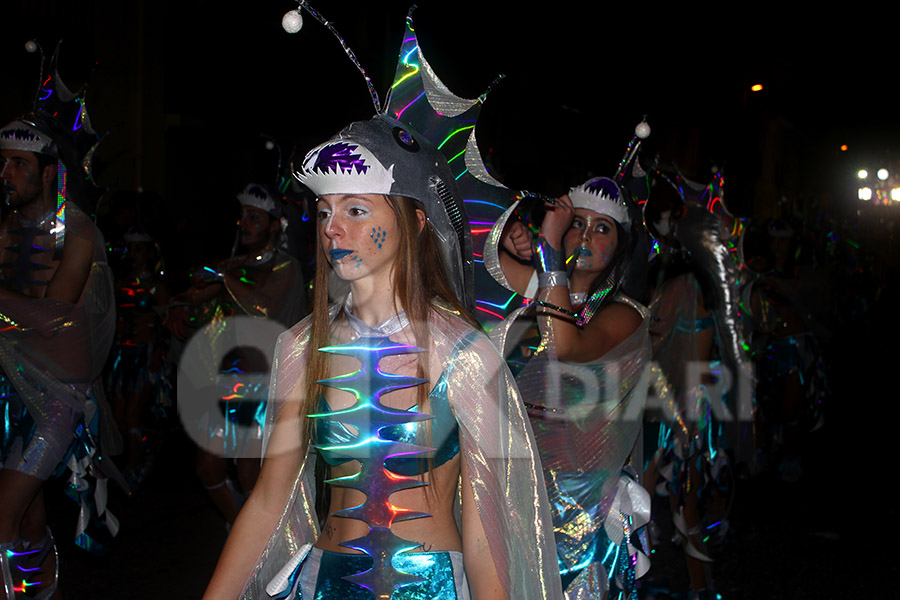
[575,246,593,258]
[330,248,353,260]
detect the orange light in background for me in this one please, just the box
[840,144,849,152]
[751,84,764,92]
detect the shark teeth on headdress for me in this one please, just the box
[568,177,631,226]
[295,140,395,197]
[237,183,277,213]
[0,120,56,156]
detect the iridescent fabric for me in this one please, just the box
[0,203,117,478]
[648,273,732,506]
[490,293,652,598]
[297,548,469,600]
[239,304,563,600]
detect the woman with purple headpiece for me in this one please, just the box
[485,176,653,598]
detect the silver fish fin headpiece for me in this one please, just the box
[286,3,512,313]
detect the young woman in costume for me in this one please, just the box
[203,117,561,600]
[486,177,652,598]
[641,173,754,600]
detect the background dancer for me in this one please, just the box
[106,227,171,489]
[0,108,116,598]
[486,175,652,599]
[169,183,305,527]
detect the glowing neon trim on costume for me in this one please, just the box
[39,75,53,101]
[391,45,420,90]
[464,199,507,211]
[447,148,466,165]
[55,161,66,250]
[394,90,425,120]
[73,100,84,132]
[437,126,474,151]
[476,306,505,320]
[311,336,434,597]
[477,293,518,311]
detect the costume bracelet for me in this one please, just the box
[538,270,568,288]
[535,299,578,318]
[532,235,564,273]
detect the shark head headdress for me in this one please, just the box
[287,4,512,312]
[1,41,102,219]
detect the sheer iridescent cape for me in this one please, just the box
[648,272,701,454]
[0,203,117,465]
[239,304,563,600]
[490,294,652,597]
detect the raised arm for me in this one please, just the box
[536,287,641,363]
[495,219,536,297]
[0,229,96,334]
[531,194,640,362]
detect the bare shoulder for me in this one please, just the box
[583,300,644,351]
[45,230,95,303]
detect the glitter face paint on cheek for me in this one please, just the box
[370,226,387,249]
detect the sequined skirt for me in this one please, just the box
[296,548,470,600]
[1,371,84,479]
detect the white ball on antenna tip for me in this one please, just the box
[282,10,303,34]
[24,40,38,53]
[635,122,650,139]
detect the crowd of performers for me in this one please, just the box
[1,9,836,600]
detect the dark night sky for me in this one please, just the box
[4,2,896,177]
[3,1,899,260]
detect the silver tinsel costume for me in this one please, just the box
[490,293,652,599]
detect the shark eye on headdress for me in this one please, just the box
[392,127,419,153]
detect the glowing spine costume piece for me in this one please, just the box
[310,336,433,598]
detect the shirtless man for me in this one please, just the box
[0,119,115,599]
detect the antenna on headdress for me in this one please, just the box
[282,1,382,113]
[614,116,651,182]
